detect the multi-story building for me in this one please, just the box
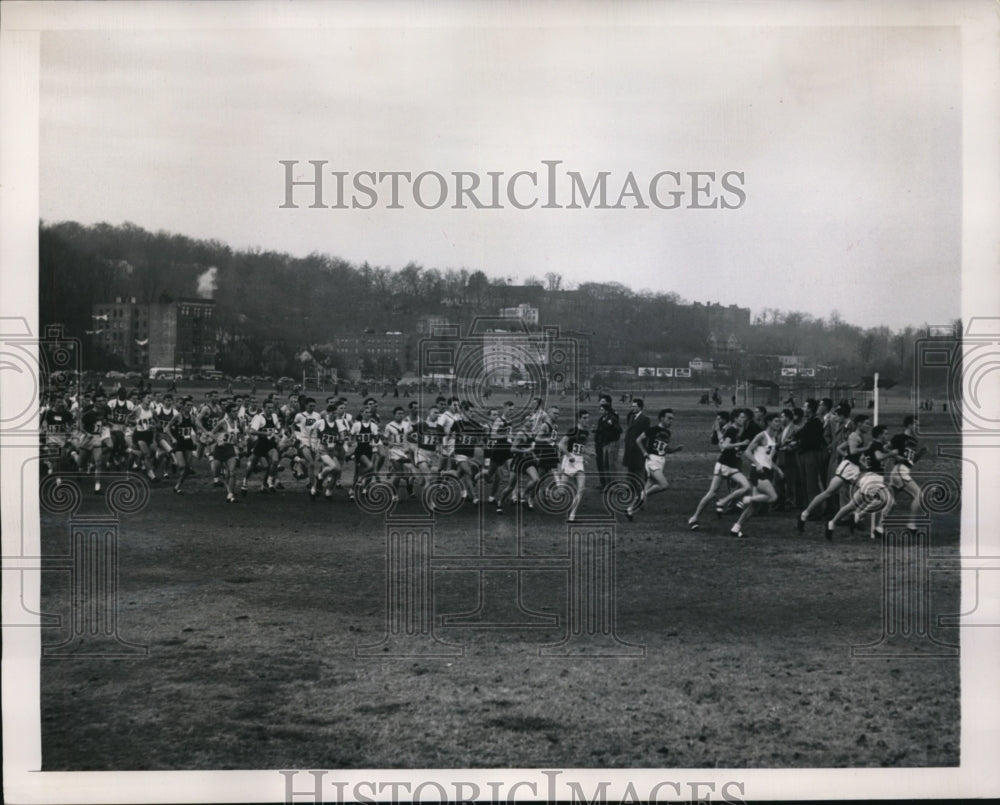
[481,330,548,387]
[499,303,540,326]
[320,332,411,377]
[416,315,455,337]
[92,296,217,375]
[147,296,217,375]
[90,297,149,370]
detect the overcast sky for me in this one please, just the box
[39,15,962,331]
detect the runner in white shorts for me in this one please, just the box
[689,409,750,530]
[557,410,591,522]
[730,414,784,538]
[798,414,871,538]
[829,425,894,537]
[627,408,683,521]
[382,406,412,502]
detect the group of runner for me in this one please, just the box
[685,404,924,539]
[38,387,925,535]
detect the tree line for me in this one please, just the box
[39,221,956,384]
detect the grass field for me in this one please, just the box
[39,397,961,770]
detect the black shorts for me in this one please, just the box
[212,444,237,462]
[133,430,154,445]
[488,447,511,466]
[252,438,277,457]
[174,438,196,454]
[536,446,559,473]
[750,466,774,484]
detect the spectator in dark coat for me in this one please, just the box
[594,394,623,489]
[622,397,650,487]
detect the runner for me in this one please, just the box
[210,403,243,503]
[484,402,514,509]
[153,393,179,479]
[293,398,323,499]
[128,392,159,481]
[688,410,751,530]
[829,424,894,537]
[105,386,135,469]
[799,413,871,538]
[77,391,110,493]
[349,407,381,500]
[382,406,413,502]
[40,394,74,481]
[241,399,284,494]
[452,402,483,504]
[729,413,784,538]
[498,423,541,513]
[883,414,927,529]
[627,408,683,521]
[166,397,199,495]
[557,410,591,522]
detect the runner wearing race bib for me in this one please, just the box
[829,424,895,537]
[729,414,784,538]
[383,406,412,502]
[41,395,74,479]
[628,408,683,521]
[241,400,284,494]
[558,410,591,522]
[349,409,381,500]
[211,404,243,503]
[78,391,111,493]
[452,403,484,504]
[799,414,871,538]
[485,402,515,508]
[105,388,135,467]
[689,410,752,530]
[294,399,323,498]
[883,414,926,530]
[128,393,159,481]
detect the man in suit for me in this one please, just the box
[593,394,622,489]
[622,397,650,490]
[796,398,827,511]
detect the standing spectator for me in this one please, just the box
[622,397,650,490]
[775,407,802,510]
[594,394,623,489]
[742,406,766,443]
[796,398,827,514]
